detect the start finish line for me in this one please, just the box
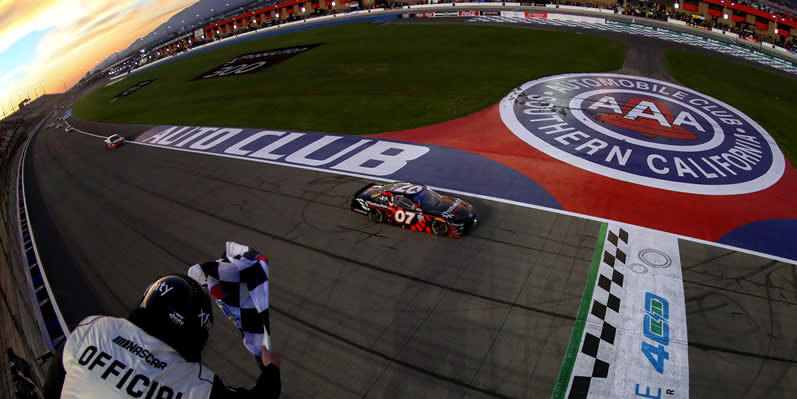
[554,223,689,399]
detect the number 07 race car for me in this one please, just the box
[351,182,477,238]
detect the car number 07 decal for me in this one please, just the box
[393,184,424,195]
[394,209,416,225]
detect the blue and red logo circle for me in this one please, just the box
[500,74,785,195]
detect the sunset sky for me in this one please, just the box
[0,0,195,115]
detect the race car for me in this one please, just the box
[351,182,477,238]
[104,134,125,149]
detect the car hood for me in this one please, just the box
[428,196,474,220]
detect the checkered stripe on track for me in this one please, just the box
[468,16,797,75]
[567,226,629,399]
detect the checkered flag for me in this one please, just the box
[188,242,271,356]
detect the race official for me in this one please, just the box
[43,274,281,399]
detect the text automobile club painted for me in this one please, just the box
[351,182,477,238]
[500,73,785,195]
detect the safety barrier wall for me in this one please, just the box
[604,19,797,68]
[550,4,615,13]
[13,124,70,351]
[667,18,688,26]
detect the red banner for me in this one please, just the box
[707,9,723,17]
[755,20,769,29]
[683,3,698,12]
[458,11,479,17]
[525,12,547,18]
[777,28,790,36]
[732,14,745,22]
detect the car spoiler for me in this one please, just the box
[354,183,377,197]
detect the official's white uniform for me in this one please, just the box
[60,316,215,399]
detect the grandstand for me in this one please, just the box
[149,0,377,60]
[671,0,796,45]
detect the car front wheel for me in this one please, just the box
[431,220,449,236]
[368,209,384,224]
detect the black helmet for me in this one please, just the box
[131,274,213,362]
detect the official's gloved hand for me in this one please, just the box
[260,346,280,368]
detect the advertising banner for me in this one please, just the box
[134,125,560,208]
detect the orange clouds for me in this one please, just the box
[0,0,193,113]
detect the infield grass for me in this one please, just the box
[666,50,797,166]
[74,22,625,134]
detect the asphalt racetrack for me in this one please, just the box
[27,121,603,398]
[20,13,797,399]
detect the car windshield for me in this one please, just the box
[109,135,121,142]
[413,189,442,209]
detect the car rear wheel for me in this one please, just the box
[431,220,449,236]
[368,209,384,224]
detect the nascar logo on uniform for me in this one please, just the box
[499,73,785,195]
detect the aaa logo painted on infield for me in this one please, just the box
[500,74,785,195]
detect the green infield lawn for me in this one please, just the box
[666,50,797,166]
[74,22,625,134]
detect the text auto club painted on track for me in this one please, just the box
[500,73,785,195]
